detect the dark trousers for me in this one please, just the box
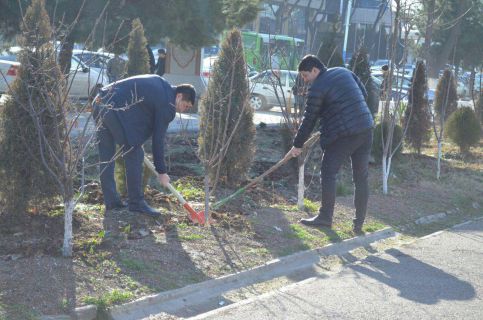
[318,129,373,227]
[93,104,145,207]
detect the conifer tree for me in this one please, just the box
[476,93,483,125]
[317,21,344,68]
[349,47,379,118]
[0,0,65,214]
[317,31,344,68]
[349,47,371,84]
[403,61,431,154]
[126,18,150,76]
[199,29,255,187]
[446,107,481,153]
[434,69,458,121]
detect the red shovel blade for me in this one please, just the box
[183,203,205,225]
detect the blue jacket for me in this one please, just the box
[293,67,374,149]
[99,75,176,174]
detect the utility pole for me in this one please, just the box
[342,0,353,63]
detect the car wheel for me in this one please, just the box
[250,94,267,111]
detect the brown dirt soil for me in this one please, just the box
[0,127,482,319]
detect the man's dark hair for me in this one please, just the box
[176,84,196,105]
[158,48,166,55]
[298,54,326,72]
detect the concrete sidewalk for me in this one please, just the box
[191,218,483,320]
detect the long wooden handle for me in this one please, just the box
[212,132,321,209]
[143,157,187,205]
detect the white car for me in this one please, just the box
[72,49,116,84]
[249,69,298,111]
[201,55,258,87]
[0,59,20,95]
[0,47,107,99]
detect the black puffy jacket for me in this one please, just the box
[293,67,374,149]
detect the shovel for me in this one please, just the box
[143,157,205,225]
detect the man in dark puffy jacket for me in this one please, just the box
[93,75,195,217]
[289,55,374,234]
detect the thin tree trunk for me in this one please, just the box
[297,162,304,209]
[437,139,442,180]
[382,156,388,194]
[203,167,210,226]
[63,197,75,257]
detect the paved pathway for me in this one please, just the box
[192,219,483,320]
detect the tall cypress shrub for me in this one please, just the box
[434,69,458,121]
[476,93,483,125]
[126,18,150,76]
[349,47,379,117]
[403,61,431,154]
[349,47,371,84]
[317,23,344,68]
[0,0,65,214]
[199,29,255,186]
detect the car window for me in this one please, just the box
[287,72,297,88]
[75,53,107,69]
[0,54,17,62]
[254,72,274,85]
[70,57,86,72]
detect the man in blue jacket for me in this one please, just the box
[289,55,374,234]
[93,75,195,217]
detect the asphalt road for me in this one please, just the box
[68,108,288,138]
[191,218,483,320]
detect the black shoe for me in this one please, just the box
[129,201,161,218]
[300,215,332,228]
[105,200,127,211]
[353,226,365,235]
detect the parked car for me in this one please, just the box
[201,55,258,87]
[72,49,118,84]
[0,47,107,99]
[0,59,20,95]
[249,69,298,111]
[201,55,218,86]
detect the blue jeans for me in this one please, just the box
[318,129,373,228]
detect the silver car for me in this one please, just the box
[0,46,107,99]
[249,69,298,111]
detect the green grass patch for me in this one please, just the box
[77,230,106,254]
[173,179,204,200]
[247,247,270,256]
[177,222,189,230]
[288,224,317,242]
[303,198,319,213]
[363,221,387,233]
[179,233,204,241]
[82,289,134,311]
[119,257,150,272]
